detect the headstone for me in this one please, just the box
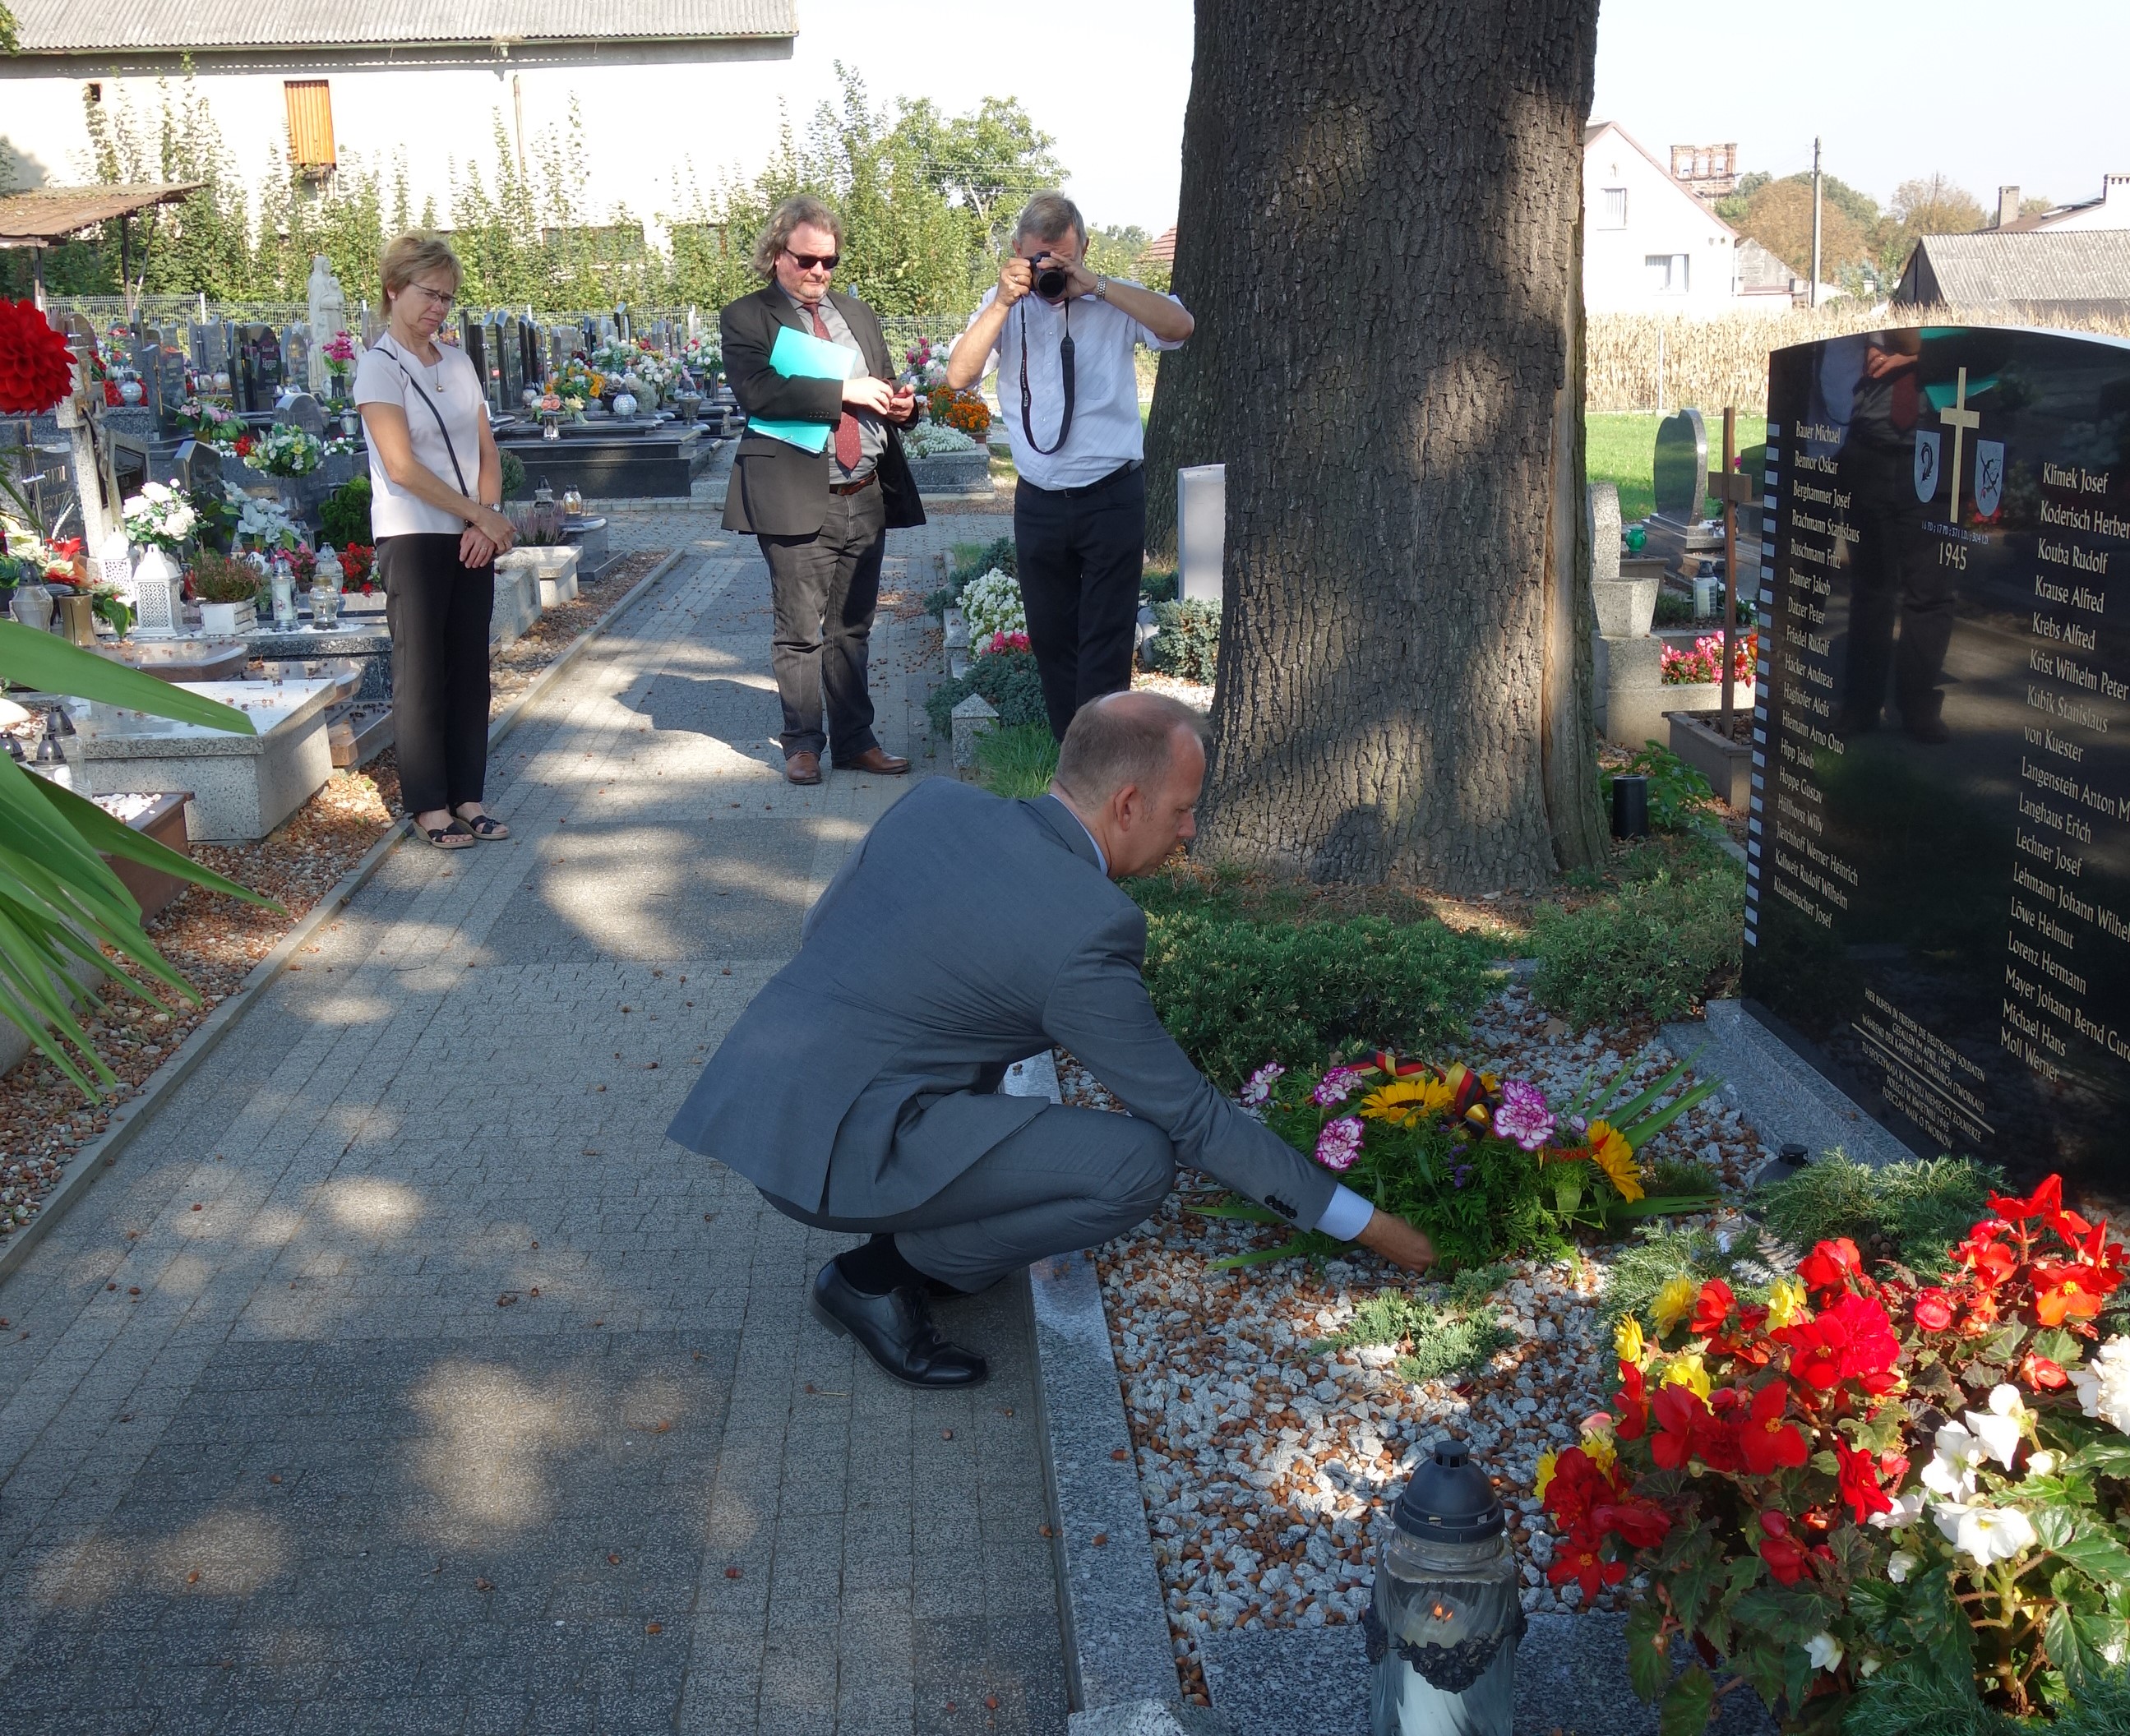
[1742,324,2130,1213]
[305,255,346,395]
[520,320,543,399]
[498,314,525,407]
[1643,407,1725,573]
[281,324,312,400]
[1589,482,1622,585]
[458,313,491,413]
[237,325,283,413]
[1176,464,1225,605]
[273,392,327,439]
[173,438,224,498]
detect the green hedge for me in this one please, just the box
[1530,852,1743,1027]
[1139,907,1499,1089]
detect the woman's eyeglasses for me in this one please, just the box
[404,283,457,311]
[783,249,839,271]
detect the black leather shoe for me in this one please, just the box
[810,1260,988,1388]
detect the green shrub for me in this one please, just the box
[1598,1221,1760,1327]
[1140,566,1177,604]
[973,723,1059,799]
[1752,1152,2000,1276]
[1598,741,1714,833]
[1530,856,1743,1026]
[924,648,1049,739]
[319,476,372,547]
[1140,910,1498,1090]
[1149,598,1220,683]
[497,449,527,501]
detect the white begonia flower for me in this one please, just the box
[1938,1503,2037,1565]
[1922,1423,1984,1498]
[2069,1337,2130,1435]
[1886,1550,1918,1583]
[1869,1489,1927,1531]
[1806,1632,1844,1673]
[2026,1451,2057,1478]
[1963,1403,2024,1472]
[1860,1655,1883,1678]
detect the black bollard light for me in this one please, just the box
[1610,773,1649,839]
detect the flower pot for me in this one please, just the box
[1592,575,1659,641]
[199,600,257,635]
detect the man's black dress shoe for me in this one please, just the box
[811,1259,988,1388]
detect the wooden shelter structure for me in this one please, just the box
[0,182,201,312]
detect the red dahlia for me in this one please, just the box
[0,300,78,414]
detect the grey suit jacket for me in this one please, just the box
[665,780,1338,1230]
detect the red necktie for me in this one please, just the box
[810,304,862,470]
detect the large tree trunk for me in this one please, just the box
[1151,0,1608,889]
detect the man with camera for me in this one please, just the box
[947,193,1194,740]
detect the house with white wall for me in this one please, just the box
[0,0,797,253]
[1998,173,2130,233]
[1582,120,1786,317]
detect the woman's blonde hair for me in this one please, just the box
[751,196,842,279]
[380,233,463,314]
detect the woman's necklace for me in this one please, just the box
[390,329,446,392]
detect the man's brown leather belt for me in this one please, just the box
[828,473,877,496]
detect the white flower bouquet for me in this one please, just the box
[243,423,325,478]
[959,567,1025,648]
[121,482,199,552]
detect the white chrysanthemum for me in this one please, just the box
[2069,1337,2130,1435]
[1806,1632,1844,1673]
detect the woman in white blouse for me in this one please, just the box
[353,233,517,850]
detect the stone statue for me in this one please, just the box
[306,255,346,395]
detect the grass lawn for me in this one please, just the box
[1586,411,1766,524]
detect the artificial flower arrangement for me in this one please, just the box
[959,567,1026,647]
[1206,1051,1719,1270]
[243,423,325,478]
[175,400,246,450]
[321,330,356,377]
[335,543,376,593]
[224,486,300,553]
[0,298,78,415]
[1661,630,1758,688]
[903,337,951,390]
[1541,1175,2128,1734]
[120,482,199,553]
[550,360,598,407]
[678,335,720,376]
[926,385,991,435]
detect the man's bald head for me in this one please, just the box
[1053,691,1208,809]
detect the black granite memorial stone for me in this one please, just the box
[1742,324,2130,1213]
[237,325,283,413]
[459,316,492,413]
[499,315,525,409]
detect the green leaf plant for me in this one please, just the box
[0,622,278,1092]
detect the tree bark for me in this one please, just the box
[1153,0,1606,889]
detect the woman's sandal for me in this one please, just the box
[457,811,510,840]
[424,821,476,850]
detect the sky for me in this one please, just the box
[770,0,2130,233]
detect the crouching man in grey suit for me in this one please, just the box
[666,692,1437,1387]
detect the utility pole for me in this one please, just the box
[1809,136,1823,309]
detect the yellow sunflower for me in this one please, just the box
[1358,1078,1435,1124]
[1587,1120,1645,1203]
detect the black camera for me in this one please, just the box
[1030,255,1070,300]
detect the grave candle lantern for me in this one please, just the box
[1364,1439,1522,1736]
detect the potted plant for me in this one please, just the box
[190,552,263,635]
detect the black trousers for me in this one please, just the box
[1014,463,1146,740]
[382,533,493,815]
[758,482,887,761]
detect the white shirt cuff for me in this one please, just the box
[1315,1184,1375,1243]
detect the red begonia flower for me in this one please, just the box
[1739,1380,1809,1475]
[1650,1384,1709,1471]
[1912,1288,1955,1332]
[1796,1237,1864,1297]
[1833,1439,1894,1524]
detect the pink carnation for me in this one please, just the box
[1315,1116,1364,1172]
[1239,1062,1285,1107]
[1493,1080,1555,1151]
[1311,1065,1370,1107]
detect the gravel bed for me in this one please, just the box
[1073,984,1774,1707]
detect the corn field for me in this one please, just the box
[1585,303,2130,415]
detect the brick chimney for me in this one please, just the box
[1997,185,2021,228]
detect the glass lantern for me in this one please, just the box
[534,480,559,544]
[1365,1440,1523,1736]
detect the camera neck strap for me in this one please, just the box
[1018,298,1074,457]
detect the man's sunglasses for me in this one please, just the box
[784,249,839,271]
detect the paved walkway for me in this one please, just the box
[0,507,1069,1735]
